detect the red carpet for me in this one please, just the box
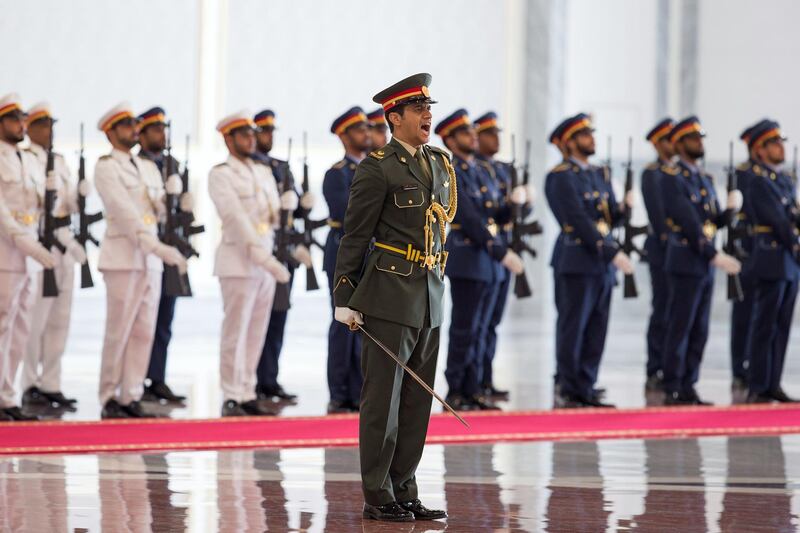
[1,404,799,455]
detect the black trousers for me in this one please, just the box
[748,278,798,395]
[730,272,755,382]
[445,278,493,397]
[645,262,668,378]
[147,270,177,383]
[481,274,510,388]
[256,268,295,391]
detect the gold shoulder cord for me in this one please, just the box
[423,155,458,277]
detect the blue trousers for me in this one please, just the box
[480,274,510,388]
[645,262,668,378]
[256,268,294,391]
[446,278,494,397]
[730,272,755,381]
[147,270,177,383]
[326,270,362,404]
[747,278,798,395]
[554,273,613,399]
[662,273,713,394]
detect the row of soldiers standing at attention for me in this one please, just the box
[545,112,799,408]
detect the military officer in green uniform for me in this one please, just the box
[333,73,455,523]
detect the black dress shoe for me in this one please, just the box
[123,401,157,418]
[663,391,695,406]
[22,387,50,407]
[362,502,415,522]
[3,406,39,421]
[583,395,615,408]
[101,399,130,419]
[645,375,663,392]
[471,395,502,411]
[145,381,186,405]
[327,399,354,414]
[482,384,510,400]
[554,393,587,409]
[747,392,775,404]
[769,388,799,403]
[444,393,479,412]
[42,390,78,407]
[399,499,447,520]
[240,400,276,416]
[685,389,713,406]
[221,400,247,417]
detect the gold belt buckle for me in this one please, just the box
[702,221,717,239]
[256,222,269,235]
[596,220,610,237]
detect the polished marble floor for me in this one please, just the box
[1,435,799,532]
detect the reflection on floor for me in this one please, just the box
[1,436,799,532]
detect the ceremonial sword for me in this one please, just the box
[350,322,470,429]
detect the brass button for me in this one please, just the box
[480,186,488,193]
[700,188,707,196]
[400,157,407,163]
[390,265,396,270]
[593,191,600,198]
[408,200,413,205]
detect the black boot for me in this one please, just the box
[3,406,39,421]
[101,399,129,419]
[769,388,799,403]
[362,502,415,522]
[21,387,50,407]
[240,400,277,416]
[399,499,448,520]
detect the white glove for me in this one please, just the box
[179,191,194,212]
[300,191,315,210]
[165,174,182,195]
[711,251,742,275]
[65,239,87,264]
[501,250,525,275]
[78,179,93,197]
[291,244,313,268]
[13,235,56,269]
[727,190,743,212]
[250,245,291,283]
[139,233,187,273]
[624,190,635,209]
[510,185,527,205]
[280,191,299,211]
[612,251,635,275]
[335,306,364,327]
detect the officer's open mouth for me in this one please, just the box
[421,123,431,133]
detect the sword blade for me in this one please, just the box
[353,323,470,429]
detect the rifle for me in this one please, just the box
[272,138,297,312]
[300,132,324,290]
[178,135,205,243]
[508,136,543,298]
[75,123,103,288]
[724,141,745,302]
[620,137,648,298]
[39,126,72,297]
[159,122,200,297]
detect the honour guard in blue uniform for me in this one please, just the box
[729,119,770,396]
[660,116,742,405]
[135,107,189,406]
[641,118,675,391]
[472,111,530,400]
[323,107,370,413]
[742,120,799,403]
[251,109,314,403]
[545,113,633,408]
[366,108,388,153]
[437,109,523,411]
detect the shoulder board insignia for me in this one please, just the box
[212,161,228,169]
[368,150,385,160]
[551,162,570,173]
[428,145,449,157]
[333,159,347,169]
[645,162,659,171]
[736,161,751,171]
[98,154,112,161]
[661,165,679,175]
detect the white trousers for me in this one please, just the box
[0,271,37,408]
[98,270,161,405]
[22,254,76,392]
[219,273,276,403]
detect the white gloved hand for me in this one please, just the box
[179,191,194,212]
[300,191,315,210]
[13,235,56,269]
[78,179,93,197]
[250,245,291,283]
[612,251,635,275]
[65,239,87,264]
[280,190,299,211]
[624,190,635,209]
[510,185,527,205]
[291,244,313,268]
[154,243,188,274]
[727,189,743,212]
[711,251,742,275]
[165,174,182,195]
[501,250,525,275]
[335,306,364,327]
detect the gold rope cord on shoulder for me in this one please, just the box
[422,155,459,270]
